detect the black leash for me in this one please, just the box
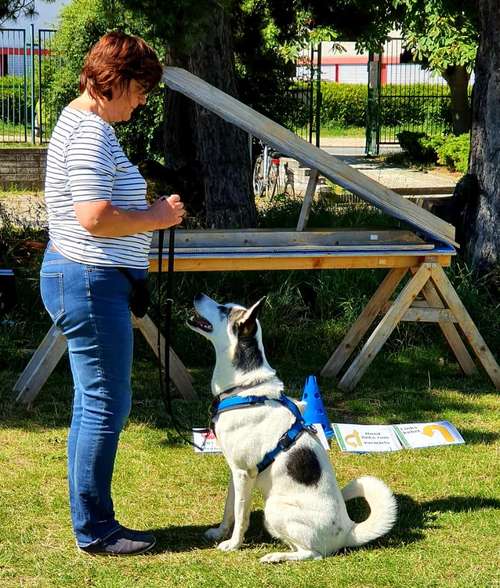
[157,227,203,450]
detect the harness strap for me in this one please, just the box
[211,393,313,473]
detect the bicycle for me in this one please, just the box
[252,142,282,199]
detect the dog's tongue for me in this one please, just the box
[189,312,213,332]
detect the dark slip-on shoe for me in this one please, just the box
[79,527,156,556]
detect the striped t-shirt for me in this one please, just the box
[44,106,151,269]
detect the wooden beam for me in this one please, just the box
[14,325,67,405]
[399,307,456,323]
[430,265,500,389]
[296,169,319,231]
[418,274,477,376]
[321,268,408,378]
[149,254,453,273]
[163,67,457,247]
[338,263,433,391]
[133,314,197,400]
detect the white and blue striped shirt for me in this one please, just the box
[44,106,151,269]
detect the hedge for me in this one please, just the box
[318,81,452,129]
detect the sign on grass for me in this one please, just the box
[333,421,465,453]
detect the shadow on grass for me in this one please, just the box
[148,494,500,555]
[149,510,272,554]
[378,494,500,549]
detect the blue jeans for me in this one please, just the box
[40,245,147,547]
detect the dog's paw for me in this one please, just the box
[216,539,241,552]
[260,552,285,564]
[204,526,228,542]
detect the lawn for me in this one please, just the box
[0,197,499,588]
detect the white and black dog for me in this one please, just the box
[188,293,397,563]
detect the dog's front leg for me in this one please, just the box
[217,468,255,552]
[204,473,235,541]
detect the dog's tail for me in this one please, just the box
[342,476,397,548]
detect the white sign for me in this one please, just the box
[192,428,222,453]
[333,421,465,453]
[393,421,465,449]
[333,424,401,453]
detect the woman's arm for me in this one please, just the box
[74,194,185,237]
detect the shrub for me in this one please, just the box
[397,131,439,163]
[397,130,470,173]
[435,133,470,173]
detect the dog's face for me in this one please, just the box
[187,293,267,374]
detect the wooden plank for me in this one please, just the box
[430,265,500,389]
[151,229,434,249]
[163,67,457,247]
[338,263,433,391]
[14,325,67,405]
[133,314,197,400]
[149,254,453,273]
[400,307,456,323]
[321,268,408,378]
[297,169,319,231]
[418,275,477,376]
[381,300,458,322]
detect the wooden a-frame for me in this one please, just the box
[14,68,499,404]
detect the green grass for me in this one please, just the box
[0,199,499,587]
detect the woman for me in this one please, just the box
[40,31,184,555]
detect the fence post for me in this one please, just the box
[366,50,381,156]
[30,24,35,144]
[314,43,322,148]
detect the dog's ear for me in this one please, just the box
[238,296,266,338]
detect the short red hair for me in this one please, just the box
[79,31,163,100]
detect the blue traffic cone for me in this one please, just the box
[301,375,334,439]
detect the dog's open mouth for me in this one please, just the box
[187,310,213,332]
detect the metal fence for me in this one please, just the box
[367,36,451,154]
[0,26,59,143]
[292,44,322,146]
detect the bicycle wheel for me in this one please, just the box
[252,154,266,198]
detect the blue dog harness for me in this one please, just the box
[210,392,315,473]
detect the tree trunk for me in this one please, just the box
[465,0,500,273]
[442,65,471,135]
[163,7,256,228]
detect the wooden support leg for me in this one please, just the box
[338,263,433,392]
[133,314,197,400]
[417,273,477,376]
[430,265,500,389]
[14,324,67,405]
[15,314,197,404]
[321,267,408,378]
[296,169,319,231]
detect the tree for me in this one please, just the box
[465,0,499,273]
[0,0,35,23]
[394,0,478,135]
[119,0,257,228]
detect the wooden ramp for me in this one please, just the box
[163,67,457,248]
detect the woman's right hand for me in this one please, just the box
[149,194,185,229]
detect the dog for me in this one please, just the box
[187,293,397,563]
